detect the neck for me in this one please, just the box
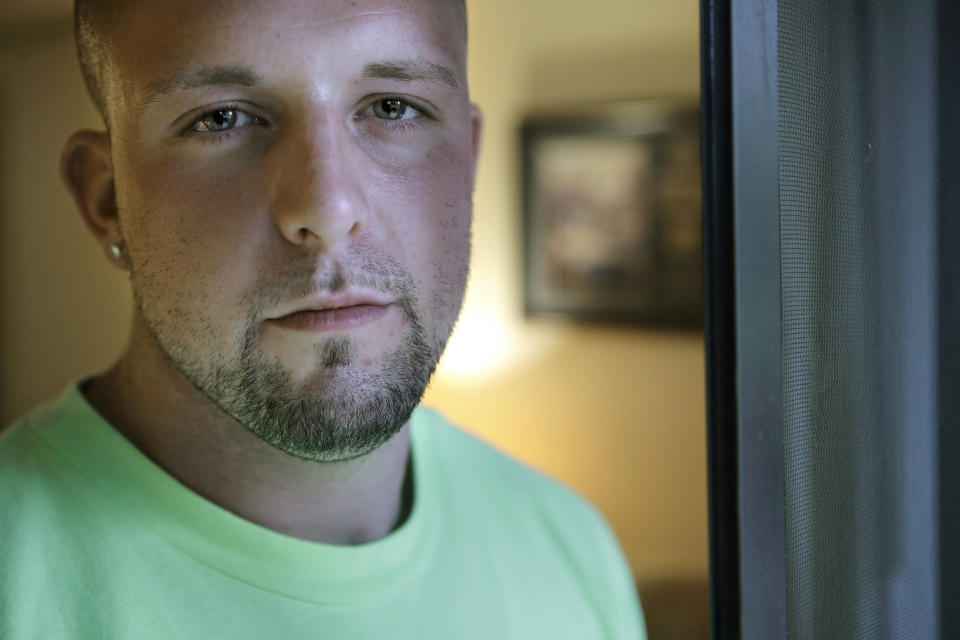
[84,319,413,546]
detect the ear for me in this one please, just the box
[469,103,483,176]
[60,130,124,268]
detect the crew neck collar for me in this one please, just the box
[29,382,440,605]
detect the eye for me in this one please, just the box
[371,98,421,121]
[190,108,259,133]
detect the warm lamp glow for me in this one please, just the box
[436,303,514,383]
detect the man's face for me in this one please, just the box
[104,0,478,460]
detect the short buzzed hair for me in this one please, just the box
[74,0,114,124]
[74,0,468,128]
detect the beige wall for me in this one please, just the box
[424,0,707,582]
[0,1,706,584]
[0,23,131,424]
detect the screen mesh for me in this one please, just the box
[777,0,939,637]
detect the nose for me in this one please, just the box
[271,116,368,249]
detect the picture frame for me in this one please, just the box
[521,101,703,326]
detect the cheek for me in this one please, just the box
[127,152,266,236]
[115,154,270,318]
[370,138,473,279]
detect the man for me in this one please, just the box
[0,1,645,637]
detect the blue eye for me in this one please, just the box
[372,98,420,121]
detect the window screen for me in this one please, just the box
[777,1,939,637]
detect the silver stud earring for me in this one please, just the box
[109,243,123,260]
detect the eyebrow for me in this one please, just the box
[141,66,261,107]
[139,58,461,109]
[362,60,461,91]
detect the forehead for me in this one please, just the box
[107,0,466,100]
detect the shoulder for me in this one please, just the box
[0,383,110,558]
[0,392,74,504]
[412,408,634,583]
[0,389,99,637]
[0,385,97,540]
[412,407,647,637]
[413,406,599,520]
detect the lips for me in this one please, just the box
[271,303,391,332]
[266,291,395,332]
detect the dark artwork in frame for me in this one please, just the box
[521,101,703,327]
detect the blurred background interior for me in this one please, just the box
[0,1,707,637]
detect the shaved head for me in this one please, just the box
[74,0,468,127]
[74,0,115,123]
[62,0,481,463]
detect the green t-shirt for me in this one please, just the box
[0,384,645,639]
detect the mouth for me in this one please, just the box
[270,304,392,332]
[266,292,395,333]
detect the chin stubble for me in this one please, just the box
[215,296,437,462]
[134,262,458,463]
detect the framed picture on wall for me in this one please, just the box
[521,101,702,326]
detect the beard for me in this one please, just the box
[131,252,461,462]
[203,297,435,461]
